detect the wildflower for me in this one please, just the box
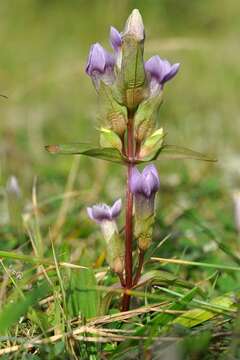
[87,198,122,223]
[6,176,21,198]
[110,26,122,52]
[85,43,115,89]
[130,164,160,200]
[110,26,122,70]
[87,199,124,274]
[145,55,180,96]
[130,165,160,250]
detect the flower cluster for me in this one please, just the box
[85,9,179,148]
[86,9,178,279]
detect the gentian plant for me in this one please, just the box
[46,9,215,311]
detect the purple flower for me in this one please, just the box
[145,55,180,94]
[87,198,122,223]
[85,43,115,89]
[109,26,122,70]
[110,26,122,52]
[130,164,160,199]
[131,165,160,251]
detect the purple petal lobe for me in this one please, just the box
[162,63,180,83]
[141,176,152,198]
[85,43,115,76]
[130,166,142,194]
[145,55,180,87]
[87,199,122,224]
[91,204,112,221]
[111,198,122,218]
[131,164,160,198]
[87,207,94,221]
[110,26,122,51]
[86,43,105,75]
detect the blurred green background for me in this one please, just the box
[0,0,240,259]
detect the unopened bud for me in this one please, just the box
[139,128,164,159]
[123,9,145,42]
[100,127,122,152]
[117,9,146,110]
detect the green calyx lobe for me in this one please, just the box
[118,35,146,109]
[98,82,127,137]
[135,92,163,143]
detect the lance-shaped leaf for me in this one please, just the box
[137,144,217,163]
[45,143,125,164]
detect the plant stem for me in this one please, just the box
[133,249,144,286]
[122,114,134,311]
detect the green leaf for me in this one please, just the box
[137,270,199,292]
[172,291,238,328]
[45,143,125,164]
[156,144,217,162]
[67,268,100,319]
[0,283,49,334]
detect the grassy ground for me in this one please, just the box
[0,0,240,358]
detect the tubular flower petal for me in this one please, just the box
[85,43,115,89]
[87,199,123,274]
[130,164,160,199]
[145,55,180,95]
[110,26,122,52]
[130,165,160,251]
[87,198,122,224]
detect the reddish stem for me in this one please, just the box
[122,115,134,311]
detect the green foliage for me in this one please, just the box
[0,0,239,358]
[0,283,49,334]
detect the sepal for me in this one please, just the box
[99,127,122,152]
[134,92,163,143]
[99,82,127,136]
[139,128,164,159]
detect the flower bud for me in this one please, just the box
[122,9,145,42]
[100,127,122,152]
[98,82,127,137]
[130,165,160,251]
[117,9,146,110]
[139,128,164,159]
[87,199,124,274]
[134,91,163,143]
[110,26,122,70]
